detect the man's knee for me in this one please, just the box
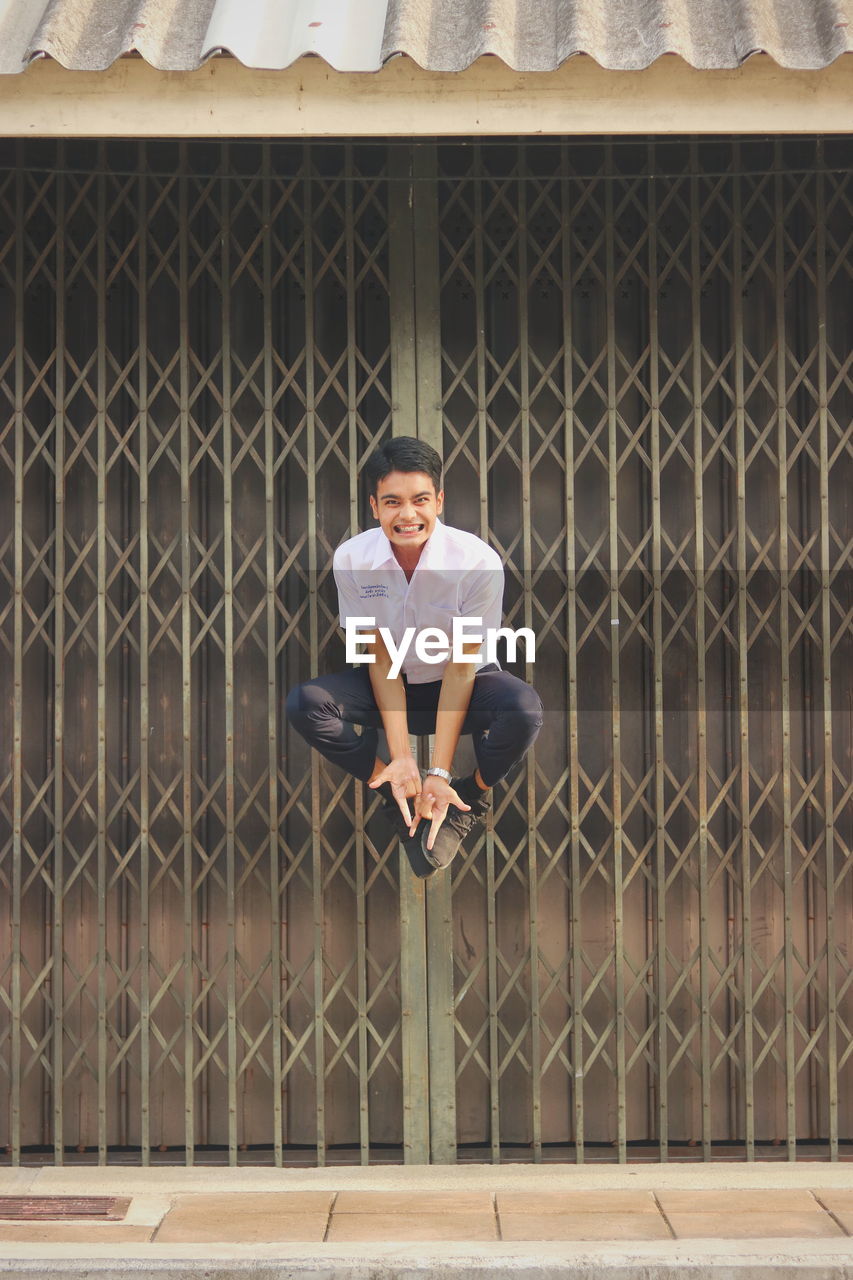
[285,681,333,732]
[284,683,306,731]
[505,683,544,736]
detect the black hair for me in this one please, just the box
[364,436,443,497]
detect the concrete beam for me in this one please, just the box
[0,53,850,137]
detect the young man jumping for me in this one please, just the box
[285,437,542,878]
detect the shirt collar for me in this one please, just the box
[415,518,445,570]
[370,518,446,571]
[370,528,398,569]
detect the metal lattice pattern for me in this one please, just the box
[1,138,851,1164]
[0,141,400,1163]
[437,139,852,1158]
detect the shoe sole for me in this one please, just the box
[378,804,438,879]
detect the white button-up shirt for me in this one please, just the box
[333,519,504,683]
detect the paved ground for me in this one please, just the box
[1,1164,852,1277]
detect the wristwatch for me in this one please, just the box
[426,767,452,782]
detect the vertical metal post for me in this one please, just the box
[516,144,542,1162]
[137,142,151,1167]
[221,145,238,1164]
[344,146,371,1165]
[471,144,501,1164]
[261,144,284,1168]
[605,144,627,1162]
[96,151,108,1163]
[303,143,326,1166]
[388,147,418,440]
[815,149,838,1162]
[413,142,457,1164]
[199,365,210,1151]
[118,194,131,1151]
[388,143,431,1164]
[411,145,444,447]
[774,145,797,1161]
[713,163,731,1149]
[11,151,23,1166]
[647,147,669,1159]
[399,872,430,1162]
[561,143,584,1163]
[732,145,755,1159]
[52,146,66,1164]
[473,146,490,548]
[179,145,195,1164]
[425,870,456,1163]
[690,146,712,1159]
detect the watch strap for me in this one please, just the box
[426,767,452,782]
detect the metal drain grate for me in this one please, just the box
[0,1197,130,1221]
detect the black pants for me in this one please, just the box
[285,664,543,787]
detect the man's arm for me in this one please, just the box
[408,646,477,848]
[431,647,479,774]
[333,552,421,822]
[411,558,504,849]
[365,629,422,823]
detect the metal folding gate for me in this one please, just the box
[0,138,851,1164]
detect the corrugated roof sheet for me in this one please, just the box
[0,0,850,74]
[385,0,853,71]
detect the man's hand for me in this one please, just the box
[369,756,422,825]
[409,774,470,851]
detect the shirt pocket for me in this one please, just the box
[416,603,458,647]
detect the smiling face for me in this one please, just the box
[369,470,444,566]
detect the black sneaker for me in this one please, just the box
[375,783,437,880]
[421,775,492,871]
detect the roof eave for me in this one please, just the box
[0,52,850,138]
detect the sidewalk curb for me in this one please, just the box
[5,1164,853,1193]
[2,1239,853,1279]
